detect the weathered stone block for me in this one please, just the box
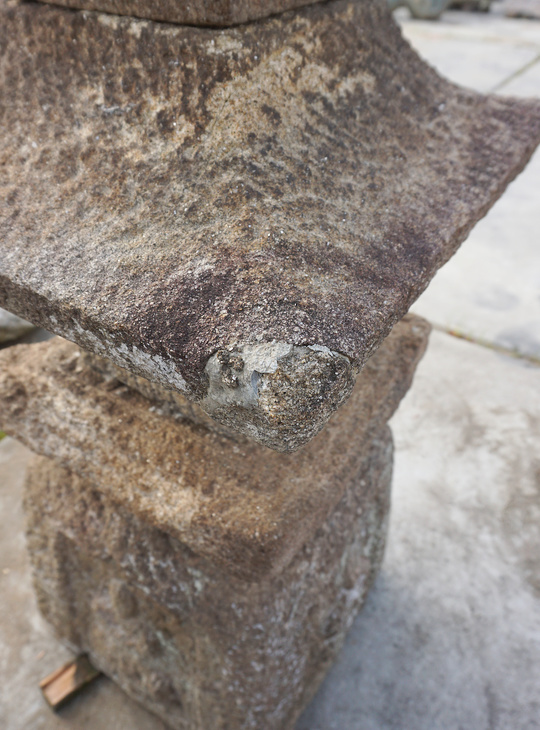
[24,429,392,730]
[0,314,429,727]
[2,0,538,450]
[0,314,429,580]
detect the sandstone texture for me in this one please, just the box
[0,314,429,580]
[36,0,322,25]
[0,307,35,344]
[24,430,392,730]
[1,0,538,450]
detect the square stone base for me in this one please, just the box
[1,314,429,727]
[25,429,392,730]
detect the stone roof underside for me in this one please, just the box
[35,0,326,26]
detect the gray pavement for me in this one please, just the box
[298,330,540,730]
[1,7,540,730]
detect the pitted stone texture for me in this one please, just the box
[0,0,538,450]
[24,430,392,730]
[0,314,429,578]
[0,307,35,344]
[36,0,322,25]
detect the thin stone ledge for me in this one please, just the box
[35,0,325,26]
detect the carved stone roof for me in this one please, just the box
[1,0,539,449]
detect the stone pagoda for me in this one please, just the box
[0,0,539,727]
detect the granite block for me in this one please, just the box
[1,0,538,449]
[0,314,429,580]
[24,429,392,730]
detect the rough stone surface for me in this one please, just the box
[24,429,392,730]
[1,0,538,450]
[36,0,323,26]
[3,329,540,730]
[84,347,239,439]
[0,306,35,344]
[0,313,429,580]
[86,341,356,449]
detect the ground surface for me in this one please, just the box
[1,5,540,729]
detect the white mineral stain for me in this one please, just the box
[64,320,190,394]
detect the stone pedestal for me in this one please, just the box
[25,433,390,730]
[1,314,429,728]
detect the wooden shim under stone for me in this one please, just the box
[39,656,101,710]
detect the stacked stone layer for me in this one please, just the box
[0,315,429,728]
[0,315,429,579]
[25,430,391,730]
[2,0,538,450]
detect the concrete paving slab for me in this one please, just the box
[501,54,540,96]
[398,13,539,92]
[399,7,540,49]
[297,329,540,730]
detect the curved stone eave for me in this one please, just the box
[1,0,539,450]
[35,0,327,27]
